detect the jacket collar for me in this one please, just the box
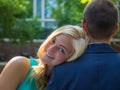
[85,43,117,54]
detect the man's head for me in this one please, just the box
[82,0,119,42]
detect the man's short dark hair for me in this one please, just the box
[83,0,118,39]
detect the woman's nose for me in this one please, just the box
[47,44,57,54]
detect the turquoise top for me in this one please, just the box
[17,58,38,90]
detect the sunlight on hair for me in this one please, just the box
[80,0,92,4]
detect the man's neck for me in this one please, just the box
[90,38,111,44]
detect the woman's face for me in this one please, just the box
[41,34,74,67]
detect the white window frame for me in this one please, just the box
[33,0,56,28]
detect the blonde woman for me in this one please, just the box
[0,25,89,90]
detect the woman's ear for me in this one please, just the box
[82,20,87,31]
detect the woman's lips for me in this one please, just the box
[46,52,54,59]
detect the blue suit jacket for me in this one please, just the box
[46,43,120,90]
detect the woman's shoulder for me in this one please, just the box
[10,56,38,67]
[10,56,29,63]
[7,56,31,81]
[7,56,30,70]
[0,56,31,89]
[17,57,38,90]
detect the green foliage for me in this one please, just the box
[0,0,120,44]
[37,27,54,39]
[0,0,54,44]
[81,0,92,4]
[0,0,38,44]
[50,0,86,27]
[14,19,54,44]
[11,18,41,44]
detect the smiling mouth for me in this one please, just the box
[46,52,54,59]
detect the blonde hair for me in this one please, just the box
[32,25,89,90]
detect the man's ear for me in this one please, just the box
[112,23,119,36]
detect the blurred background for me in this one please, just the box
[0,0,120,71]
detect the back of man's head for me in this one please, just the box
[83,0,118,39]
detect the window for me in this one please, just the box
[33,0,56,28]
